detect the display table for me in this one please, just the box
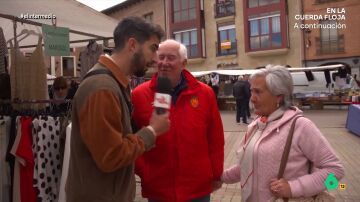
[346,104,360,137]
[294,97,351,110]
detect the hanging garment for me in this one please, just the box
[0,116,11,202]
[58,123,71,202]
[15,117,37,202]
[9,36,47,110]
[10,117,21,202]
[338,67,347,78]
[32,116,61,202]
[0,73,11,99]
[324,70,331,87]
[5,115,17,202]
[0,27,8,74]
[305,71,314,81]
[78,41,103,79]
[335,76,346,89]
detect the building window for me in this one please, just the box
[143,12,153,23]
[215,0,235,18]
[316,20,344,54]
[173,0,196,22]
[249,13,281,50]
[320,20,337,43]
[248,0,279,8]
[217,24,237,56]
[174,29,198,58]
[244,0,286,52]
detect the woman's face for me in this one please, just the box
[250,76,280,117]
[54,86,68,99]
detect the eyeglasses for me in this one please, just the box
[54,86,67,91]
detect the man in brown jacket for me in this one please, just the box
[66,16,170,202]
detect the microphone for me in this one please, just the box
[154,76,172,115]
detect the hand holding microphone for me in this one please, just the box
[148,76,172,137]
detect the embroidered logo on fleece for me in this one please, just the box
[190,96,199,108]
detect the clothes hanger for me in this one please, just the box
[6,29,42,46]
[6,29,29,44]
[17,30,42,43]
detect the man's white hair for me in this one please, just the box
[159,39,187,61]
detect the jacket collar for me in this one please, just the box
[247,107,303,137]
[98,55,129,88]
[149,69,200,93]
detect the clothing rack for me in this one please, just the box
[0,99,72,104]
[0,99,72,116]
[47,76,80,81]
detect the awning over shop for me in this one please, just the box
[190,64,343,77]
[0,0,118,48]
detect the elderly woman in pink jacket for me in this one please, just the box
[221,65,344,201]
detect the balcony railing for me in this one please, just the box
[315,34,344,55]
[214,1,235,18]
[216,40,237,56]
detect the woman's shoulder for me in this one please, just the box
[283,108,314,128]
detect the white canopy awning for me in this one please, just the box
[0,0,118,48]
[190,64,344,77]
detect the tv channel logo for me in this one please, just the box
[325,173,346,190]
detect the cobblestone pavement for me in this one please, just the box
[135,109,360,202]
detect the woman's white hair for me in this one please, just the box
[159,39,187,61]
[250,64,294,108]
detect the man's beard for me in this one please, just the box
[131,50,147,77]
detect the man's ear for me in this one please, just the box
[181,59,187,68]
[127,38,138,53]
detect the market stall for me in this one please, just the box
[346,104,360,137]
[0,1,119,201]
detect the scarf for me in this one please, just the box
[238,107,286,201]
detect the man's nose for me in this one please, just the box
[250,94,256,103]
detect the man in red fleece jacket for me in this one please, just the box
[132,39,225,202]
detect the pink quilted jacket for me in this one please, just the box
[222,107,344,202]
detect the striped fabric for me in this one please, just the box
[0,116,11,202]
[0,27,8,74]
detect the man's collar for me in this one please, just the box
[98,55,129,87]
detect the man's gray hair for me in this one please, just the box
[250,64,293,108]
[159,39,187,61]
[178,42,187,61]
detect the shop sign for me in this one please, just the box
[42,24,70,56]
[221,40,231,50]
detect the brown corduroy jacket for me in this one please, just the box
[66,55,155,202]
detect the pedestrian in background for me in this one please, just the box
[244,74,252,120]
[233,75,249,124]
